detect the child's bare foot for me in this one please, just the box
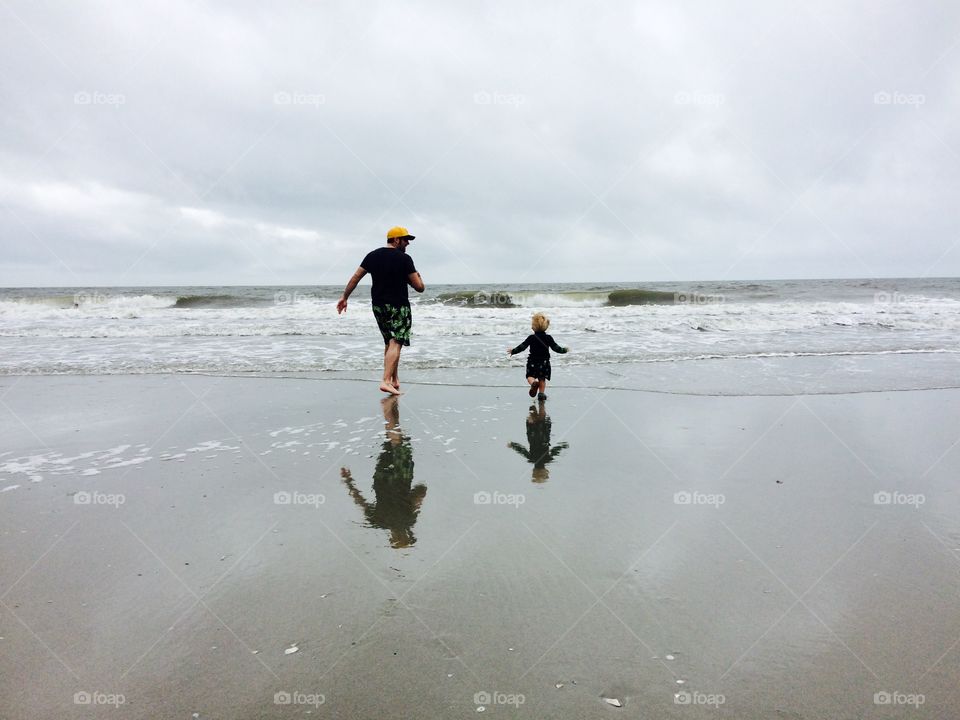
[380,382,402,395]
[527,377,538,397]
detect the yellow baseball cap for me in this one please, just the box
[387,226,415,240]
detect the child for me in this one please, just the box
[507,312,569,400]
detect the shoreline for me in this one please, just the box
[4,346,959,396]
[9,368,960,398]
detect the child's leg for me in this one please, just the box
[538,379,547,393]
[527,376,538,397]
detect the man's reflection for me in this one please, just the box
[341,396,426,548]
[507,400,569,483]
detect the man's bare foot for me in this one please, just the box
[380,382,402,395]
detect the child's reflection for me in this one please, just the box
[341,397,427,548]
[507,400,569,483]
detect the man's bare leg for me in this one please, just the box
[381,340,403,395]
[383,344,400,390]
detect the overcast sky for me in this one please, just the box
[1,0,959,286]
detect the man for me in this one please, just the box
[337,226,425,395]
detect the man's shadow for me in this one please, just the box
[341,396,427,548]
[507,400,569,483]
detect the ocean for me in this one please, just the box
[2,278,960,387]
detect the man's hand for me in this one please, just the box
[338,267,366,315]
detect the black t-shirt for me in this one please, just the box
[510,332,568,360]
[360,247,417,306]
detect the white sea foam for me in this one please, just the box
[2,282,960,375]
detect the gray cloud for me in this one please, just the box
[1,0,958,286]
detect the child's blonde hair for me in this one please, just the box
[531,312,550,332]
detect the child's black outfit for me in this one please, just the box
[510,331,568,380]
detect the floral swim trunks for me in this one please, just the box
[372,303,412,346]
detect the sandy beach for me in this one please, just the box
[2,369,960,718]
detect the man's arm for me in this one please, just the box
[407,271,425,293]
[340,467,372,511]
[337,267,367,314]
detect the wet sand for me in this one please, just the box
[2,371,960,718]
